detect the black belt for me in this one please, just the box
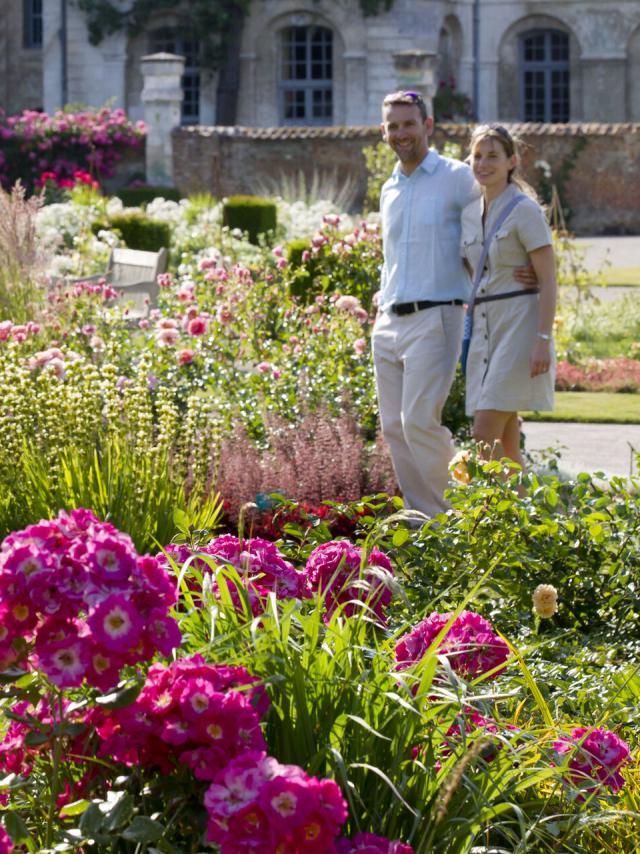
[391,299,464,316]
[473,287,539,305]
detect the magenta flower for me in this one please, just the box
[304,540,394,624]
[204,751,347,851]
[395,611,509,682]
[336,833,414,853]
[88,594,143,652]
[0,823,13,853]
[552,727,631,795]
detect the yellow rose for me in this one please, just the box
[532,584,558,619]
[450,449,472,484]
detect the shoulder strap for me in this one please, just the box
[469,193,527,305]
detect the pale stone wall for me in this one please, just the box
[0,0,43,113]
[5,0,640,127]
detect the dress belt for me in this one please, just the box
[473,287,539,305]
[391,299,464,316]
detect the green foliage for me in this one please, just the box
[433,80,474,122]
[91,211,171,251]
[222,195,277,245]
[362,141,396,213]
[286,238,320,302]
[116,185,182,207]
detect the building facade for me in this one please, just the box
[1,0,640,125]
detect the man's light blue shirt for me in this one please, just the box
[379,148,479,311]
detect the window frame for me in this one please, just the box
[151,28,201,125]
[519,29,570,123]
[23,0,43,49]
[279,25,334,126]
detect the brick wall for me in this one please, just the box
[173,123,640,235]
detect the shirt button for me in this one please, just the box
[484,334,488,339]
[481,312,486,318]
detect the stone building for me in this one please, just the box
[1,0,640,124]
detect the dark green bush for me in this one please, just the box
[286,239,323,303]
[222,195,277,245]
[91,212,171,251]
[116,186,182,207]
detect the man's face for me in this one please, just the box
[381,103,433,171]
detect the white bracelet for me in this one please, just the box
[537,333,552,340]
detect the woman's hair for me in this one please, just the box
[468,124,538,200]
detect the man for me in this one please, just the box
[372,90,474,519]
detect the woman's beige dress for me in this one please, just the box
[461,183,555,417]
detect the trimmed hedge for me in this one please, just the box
[222,195,277,245]
[91,212,171,252]
[116,186,182,207]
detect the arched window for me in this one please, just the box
[280,26,333,125]
[23,0,43,48]
[520,30,569,122]
[152,28,200,125]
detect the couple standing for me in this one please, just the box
[373,90,557,518]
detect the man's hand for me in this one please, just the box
[514,263,538,289]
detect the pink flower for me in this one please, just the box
[552,727,631,795]
[336,833,414,853]
[304,541,394,624]
[88,594,143,652]
[302,249,311,262]
[354,337,367,355]
[177,348,194,366]
[156,328,179,347]
[188,316,208,336]
[395,611,509,683]
[204,751,347,850]
[276,258,288,270]
[0,823,13,853]
[256,361,270,374]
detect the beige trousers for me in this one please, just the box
[372,305,463,517]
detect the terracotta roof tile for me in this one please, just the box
[174,123,640,139]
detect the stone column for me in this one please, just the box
[141,52,185,186]
[344,53,368,125]
[392,50,438,117]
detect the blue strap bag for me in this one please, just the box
[460,193,526,375]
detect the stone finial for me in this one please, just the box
[141,52,185,186]
[392,50,438,117]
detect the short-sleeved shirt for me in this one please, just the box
[460,183,554,415]
[379,149,478,311]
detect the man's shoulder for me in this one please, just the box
[432,151,472,177]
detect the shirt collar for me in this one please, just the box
[392,148,440,179]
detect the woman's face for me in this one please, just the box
[471,136,517,195]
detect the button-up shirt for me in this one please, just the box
[379,149,478,311]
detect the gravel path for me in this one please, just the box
[522,421,640,479]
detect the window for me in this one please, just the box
[520,30,569,122]
[280,26,333,125]
[152,29,200,125]
[23,0,43,48]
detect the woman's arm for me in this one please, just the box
[527,243,557,377]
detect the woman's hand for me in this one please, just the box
[530,337,552,377]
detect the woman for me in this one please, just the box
[461,124,556,468]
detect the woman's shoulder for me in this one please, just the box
[461,196,482,224]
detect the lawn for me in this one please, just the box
[523,391,640,423]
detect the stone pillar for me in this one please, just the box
[141,52,185,186]
[344,53,368,125]
[392,50,438,117]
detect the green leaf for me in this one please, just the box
[392,528,410,547]
[59,799,92,817]
[79,802,103,835]
[3,810,32,843]
[95,682,141,708]
[120,816,165,843]
[101,792,135,832]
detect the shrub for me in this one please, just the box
[286,238,321,302]
[0,181,50,321]
[0,106,144,193]
[116,185,182,207]
[91,211,171,251]
[222,195,277,244]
